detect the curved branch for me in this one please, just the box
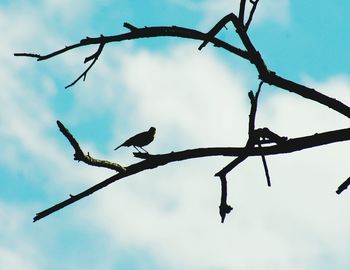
[57,120,126,172]
[34,126,350,222]
[15,24,249,89]
[14,25,249,61]
[15,17,350,118]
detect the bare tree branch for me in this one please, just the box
[65,42,105,88]
[15,15,350,118]
[248,82,262,134]
[33,124,350,222]
[14,25,249,62]
[57,120,126,172]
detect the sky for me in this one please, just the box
[1,0,350,269]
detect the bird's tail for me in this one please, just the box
[114,144,123,151]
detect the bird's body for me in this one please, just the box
[114,127,156,153]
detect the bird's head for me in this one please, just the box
[149,127,156,135]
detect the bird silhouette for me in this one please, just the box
[114,127,156,153]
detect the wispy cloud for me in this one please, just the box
[0,202,40,270]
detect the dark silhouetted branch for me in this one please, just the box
[130,128,350,161]
[336,177,350,195]
[218,175,233,223]
[250,82,271,187]
[248,81,262,134]
[15,13,350,118]
[214,83,262,222]
[15,25,249,64]
[65,42,105,88]
[258,142,271,187]
[215,87,261,179]
[57,120,126,172]
[34,125,350,222]
[200,13,350,118]
[123,22,139,31]
[245,0,259,30]
[239,0,247,23]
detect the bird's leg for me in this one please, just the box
[133,146,141,152]
[139,146,149,154]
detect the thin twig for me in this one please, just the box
[215,88,260,179]
[219,175,233,223]
[258,142,271,186]
[65,42,105,88]
[13,53,41,58]
[245,0,260,30]
[250,81,271,186]
[248,81,263,135]
[123,22,139,31]
[239,0,247,23]
[336,177,350,194]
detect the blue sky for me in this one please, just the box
[1,0,350,269]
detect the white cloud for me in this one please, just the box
[41,0,94,25]
[82,45,350,270]
[0,202,39,270]
[0,1,115,188]
[117,45,249,148]
[172,0,290,28]
[0,248,33,270]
